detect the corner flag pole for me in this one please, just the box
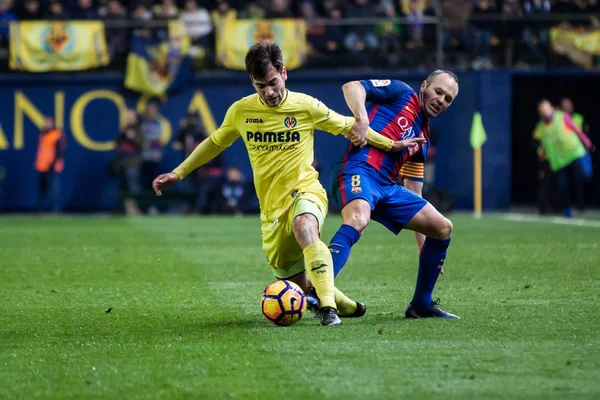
[470,112,487,219]
[474,146,482,218]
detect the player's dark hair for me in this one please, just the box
[245,41,284,80]
[426,70,459,87]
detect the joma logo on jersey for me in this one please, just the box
[245,117,263,123]
[284,116,297,129]
[246,131,300,143]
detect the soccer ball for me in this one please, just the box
[261,280,306,326]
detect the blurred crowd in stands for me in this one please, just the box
[0,0,599,70]
[108,104,256,216]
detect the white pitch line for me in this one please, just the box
[503,213,600,228]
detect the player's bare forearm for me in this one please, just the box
[404,179,426,251]
[342,81,368,122]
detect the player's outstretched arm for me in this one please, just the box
[152,138,226,196]
[152,104,240,196]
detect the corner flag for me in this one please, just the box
[470,112,487,217]
[470,112,487,149]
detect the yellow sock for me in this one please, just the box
[304,241,336,309]
[334,288,358,316]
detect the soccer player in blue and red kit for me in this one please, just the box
[327,70,460,318]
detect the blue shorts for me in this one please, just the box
[330,162,427,235]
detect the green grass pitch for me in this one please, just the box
[1,215,599,399]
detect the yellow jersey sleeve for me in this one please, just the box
[210,103,240,147]
[367,127,394,152]
[306,96,355,135]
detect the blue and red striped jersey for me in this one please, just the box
[342,79,430,182]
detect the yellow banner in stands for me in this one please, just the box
[9,21,110,72]
[216,19,307,70]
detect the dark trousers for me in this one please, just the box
[556,156,589,212]
[38,171,60,213]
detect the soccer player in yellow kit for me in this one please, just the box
[152,41,423,326]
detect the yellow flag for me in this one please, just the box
[470,112,487,149]
[9,21,109,72]
[124,21,192,96]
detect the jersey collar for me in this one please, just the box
[258,89,289,108]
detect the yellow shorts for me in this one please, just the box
[261,192,327,279]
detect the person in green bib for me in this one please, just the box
[534,99,594,218]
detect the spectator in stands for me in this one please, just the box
[47,0,69,20]
[344,0,379,57]
[152,0,179,42]
[154,0,179,20]
[220,166,246,216]
[441,0,472,67]
[522,0,551,66]
[470,0,498,70]
[239,1,266,19]
[322,7,345,55]
[266,0,294,18]
[35,117,66,214]
[175,112,225,214]
[140,103,164,213]
[19,0,44,20]
[114,109,143,216]
[181,0,212,49]
[104,0,128,62]
[211,0,237,35]
[322,0,343,12]
[132,2,152,39]
[72,0,98,20]
[300,1,328,58]
[401,0,424,48]
[376,0,402,67]
[500,0,522,66]
[401,0,430,68]
[0,0,17,49]
[97,0,109,17]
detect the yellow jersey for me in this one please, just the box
[173,89,394,221]
[208,90,354,220]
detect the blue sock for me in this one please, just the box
[411,237,451,308]
[329,224,361,277]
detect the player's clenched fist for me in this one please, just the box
[345,118,369,148]
[152,172,179,196]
